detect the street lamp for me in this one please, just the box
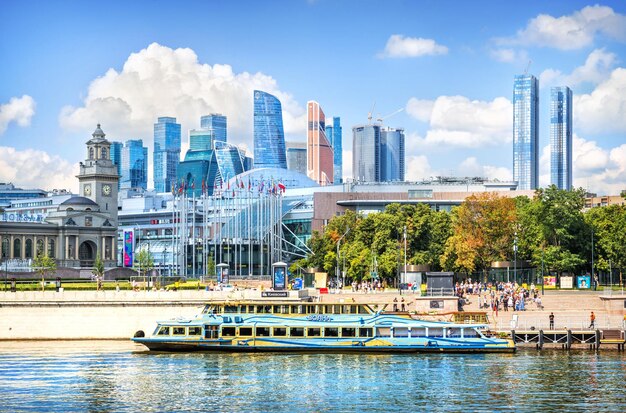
[512,233,518,284]
[336,228,350,291]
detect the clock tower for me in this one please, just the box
[77,124,119,227]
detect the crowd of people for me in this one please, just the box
[454,280,543,314]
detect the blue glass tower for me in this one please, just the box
[189,129,214,151]
[110,141,123,189]
[200,114,227,143]
[380,128,405,182]
[352,125,380,182]
[513,74,539,190]
[331,117,343,184]
[121,139,148,190]
[550,86,573,190]
[215,141,245,183]
[153,117,181,192]
[253,90,287,169]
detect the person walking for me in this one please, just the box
[401,297,406,312]
[549,312,554,330]
[588,311,596,329]
[393,297,398,312]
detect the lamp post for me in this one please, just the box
[336,228,350,291]
[513,232,518,285]
[403,226,407,290]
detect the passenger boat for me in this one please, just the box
[132,301,515,353]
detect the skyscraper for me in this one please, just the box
[189,129,214,151]
[200,114,227,143]
[550,86,573,190]
[153,117,181,192]
[253,90,287,169]
[110,141,123,189]
[120,139,148,190]
[307,101,334,185]
[513,74,539,190]
[286,142,307,175]
[352,124,381,182]
[380,128,405,181]
[331,117,343,184]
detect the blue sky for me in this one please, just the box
[1,0,625,194]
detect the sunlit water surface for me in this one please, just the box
[0,341,624,412]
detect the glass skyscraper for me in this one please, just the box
[253,90,287,169]
[380,128,405,181]
[189,129,214,151]
[200,114,227,143]
[110,142,123,189]
[550,86,573,190]
[120,139,148,190]
[331,117,342,184]
[352,124,381,182]
[286,142,307,175]
[307,101,334,185]
[153,117,181,192]
[513,74,539,190]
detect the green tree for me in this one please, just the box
[33,254,56,292]
[134,248,154,278]
[92,255,105,290]
[206,255,216,277]
[586,204,626,285]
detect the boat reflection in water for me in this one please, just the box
[132,301,515,353]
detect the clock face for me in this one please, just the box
[84,184,92,196]
[102,184,112,196]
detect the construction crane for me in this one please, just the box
[367,101,376,124]
[376,107,404,125]
[524,59,532,75]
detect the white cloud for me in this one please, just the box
[405,95,512,148]
[0,146,78,192]
[540,48,617,87]
[500,5,626,50]
[378,34,448,58]
[458,157,512,181]
[405,155,434,181]
[0,95,36,135]
[489,48,528,64]
[574,67,626,134]
[59,42,306,150]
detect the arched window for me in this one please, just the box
[101,147,107,159]
[48,239,56,258]
[25,239,33,259]
[36,239,44,257]
[1,238,9,258]
[89,147,94,159]
[13,238,21,258]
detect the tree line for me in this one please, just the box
[293,186,626,285]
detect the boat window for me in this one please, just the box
[342,305,352,314]
[358,306,370,314]
[238,306,247,314]
[427,328,444,338]
[256,327,270,337]
[157,326,170,336]
[348,306,358,314]
[307,305,318,314]
[188,327,201,336]
[463,329,480,338]
[203,305,215,314]
[341,327,356,337]
[410,328,426,338]
[224,305,238,313]
[376,327,391,337]
[204,325,219,339]
[324,328,339,337]
[393,327,409,338]
[324,305,334,314]
[247,305,255,314]
[256,305,272,314]
[447,328,461,338]
[239,327,253,337]
[172,327,186,335]
[307,328,321,337]
[273,327,287,337]
[291,305,304,314]
[221,327,236,337]
[273,305,282,314]
[290,327,305,337]
[359,328,373,337]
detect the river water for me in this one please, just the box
[0,341,624,412]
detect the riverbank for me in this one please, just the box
[1,289,624,340]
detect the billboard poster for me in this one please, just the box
[543,276,557,288]
[577,275,591,289]
[273,267,286,290]
[123,230,134,267]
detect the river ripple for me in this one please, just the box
[0,341,624,412]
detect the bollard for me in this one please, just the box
[538,330,544,350]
